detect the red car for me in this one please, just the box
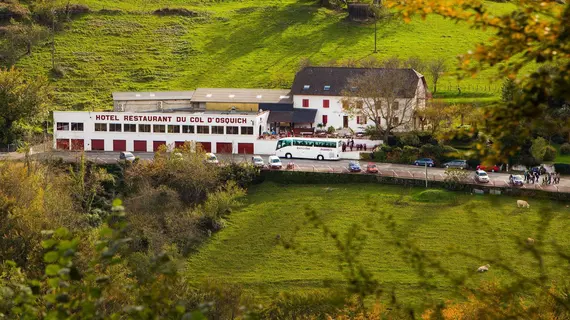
[366,163,378,174]
[476,164,500,172]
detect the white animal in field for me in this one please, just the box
[527,237,535,245]
[477,264,490,273]
[517,200,530,208]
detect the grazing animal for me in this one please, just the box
[517,200,530,208]
[527,237,535,245]
[275,234,281,240]
[477,264,490,273]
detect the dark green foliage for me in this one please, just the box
[411,189,456,203]
[554,163,570,175]
[543,145,557,162]
[560,143,570,155]
[218,162,260,187]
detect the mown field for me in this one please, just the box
[16,0,517,110]
[186,182,570,308]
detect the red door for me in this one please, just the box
[197,142,211,153]
[71,139,84,151]
[237,143,254,155]
[113,140,126,152]
[133,140,147,152]
[216,142,232,153]
[91,139,105,151]
[56,139,70,150]
[153,141,166,152]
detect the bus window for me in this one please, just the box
[277,139,291,150]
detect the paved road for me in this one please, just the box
[22,151,570,193]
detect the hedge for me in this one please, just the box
[554,163,570,175]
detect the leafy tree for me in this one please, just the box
[501,78,519,103]
[387,0,570,162]
[0,67,51,144]
[530,137,548,163]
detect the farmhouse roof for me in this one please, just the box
[112,91,195,101]
[291,67,426,98]
[192,88,293,104]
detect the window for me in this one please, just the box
[109,123,122,132]
[356,101,363,109]
[139,124,151,133]
[322,115,328,125]
[168,125,180,133]
[70,123,83,131]
[357,116,367,125]
[323,99,330,108]
[392,101,399,111]
[57,122,69,131]
[393,116,399,124]
[241,126,254,135]
[124,124,137,132]
[302,99,309,108]
[276,139,292,150]
[94,123,107,132]
[324,85,331,91]
[342,100,349,109]
[153,125,166,133]
[197,125,209,134]
[211,126,224,134]
[303,85,310,90]
[226,126,239,135]
[314,140,337,148]
[182,125,194,134]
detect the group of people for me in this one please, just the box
[341,139,367,152]
[523,170,561,185]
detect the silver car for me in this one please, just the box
[119,151,135,162]
[443,159,468,169]
[251,155,265,168]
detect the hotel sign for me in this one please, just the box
[94,113,250,125]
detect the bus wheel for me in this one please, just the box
[285,153,292,159]
[317,155,324,161]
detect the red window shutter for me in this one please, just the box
[302,99,309,108]
[323,100,330,108]
[322,115,328,124]
[356,116,360,124]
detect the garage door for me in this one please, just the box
[71,139,84,151]
[56,139,70,150]
[237,143,254,155]
[174,141,187,149]
[113,140,126,152]
[216,142,232,154]
[133,140,147,152]
[153,141,166,152]
[197,142,211,153]
[91,139,105,151]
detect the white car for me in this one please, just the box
[474,170,489,183]
[252,155,264,168]
[205,153,219,164]
[268,155,282,170]
[119,151,135,162]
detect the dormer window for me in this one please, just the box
[256,95,262,99]
[324,85,331,91]
[303,85,310,90]
[229,94,235,98]
[206,94,212,98]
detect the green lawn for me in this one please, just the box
[185,182,570,308]
[16,0,514,110]
[554,144,570,164]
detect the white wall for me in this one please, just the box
[292,95,366,132]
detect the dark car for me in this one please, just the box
[443,159,468,169]
[509,175,524,186]
[414,158,435,167]
[348,161,361,173]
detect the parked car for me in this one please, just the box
[443,159,468,169]
[414,158,435,167]
[366,163,378,174]
[119,151,135,162]
[476,164,500,172]
[509,174,524,186]
[251,155,265,168]
[268,155,282,170]
[348,161,361,173]
[205,153,219,164]
[474,170,490,183]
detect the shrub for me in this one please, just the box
[400,132,421,147]
[327,126,335,134]
[530,137,548,162]
[554,163,570,175]
[402,146,419,164]
[443,168,470,191]
[412,189,456,203]
[153,8,198,17]
[560,143,570,155]
[543,146,557,162]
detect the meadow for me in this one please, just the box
[186,182,570,308]
[16,0,517,110]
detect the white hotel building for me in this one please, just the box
[53,67,428,154]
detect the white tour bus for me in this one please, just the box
[275,138,342,160]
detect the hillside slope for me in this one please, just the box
[16,0,515,110]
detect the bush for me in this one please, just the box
[412,189,456,203]
[554,163,570,175]
[402,146,419,164]
[560,143,570,155]
[543,146,557,162]
[400,132,421,147]
[443,168,470,191]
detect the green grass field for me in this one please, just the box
[554,144,570,164]
[185,183,570,308]
[16,0,516,110]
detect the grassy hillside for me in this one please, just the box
[186,183,570,308]
[17,0,516,110]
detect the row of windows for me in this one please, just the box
[301,99,400,110]
[57,122,84,131]
[302,99,330,108]
[277,139,338,149]
[93,123,254,135]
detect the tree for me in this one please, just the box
[0,67,51,144]
[405,56,425,73]
[530,137,548,163]
[417,99,453,134]
[501,78,519,103]
[0,21,48,65]
[427,57,447,94]
[342,69,418,142]
[387,0,570,162]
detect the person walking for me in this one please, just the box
[342,142,346,152]
[363,144,367,151]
